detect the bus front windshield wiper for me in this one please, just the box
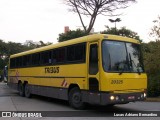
[108,53,111,70]
[119,67,124,75]
[118,62,127,75]
[129,53,141,75]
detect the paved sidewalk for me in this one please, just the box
[0,82,18,97]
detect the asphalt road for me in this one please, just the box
[0,82,160,120]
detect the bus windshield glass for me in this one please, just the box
[102,40,144,73]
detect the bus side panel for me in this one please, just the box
[8,63,88,101]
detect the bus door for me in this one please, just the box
[88,42,100,104]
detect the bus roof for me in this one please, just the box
[10,34,140,58]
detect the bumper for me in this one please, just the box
[101,92,146,105]
[82,91,146,105]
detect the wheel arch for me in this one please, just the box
[24,81,28,86]
[68,84,80,94]
[18,80,28,90]
[18,80,22,91]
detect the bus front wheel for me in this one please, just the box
[68,87,85,109]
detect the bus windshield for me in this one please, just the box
[102,40,144,73]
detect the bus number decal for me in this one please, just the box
[111,80,123,84]
[45,67,59,73]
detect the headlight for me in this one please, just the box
[115,96,119,101]
[110,96,115,100]
[141,94,144,98]
[144,93,146,98]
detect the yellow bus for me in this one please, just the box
[8,34,147,109]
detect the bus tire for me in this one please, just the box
[18,82,25,97]
[68,87,85,109]
[24,83,32,98]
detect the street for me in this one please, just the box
[0,82,160,120]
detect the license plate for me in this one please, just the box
[128,96,135,100]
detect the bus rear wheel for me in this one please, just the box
[68,87,85,109]
[18,82,24,97]
[24,83,32,98]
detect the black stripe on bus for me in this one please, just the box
[9,76,86,79]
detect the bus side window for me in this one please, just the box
[89,44,98,75]
[52,50,57,64]
[41,51,52,65]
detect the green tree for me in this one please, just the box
[0,39,51,75]
[0,39,7,58]
[143,16,160,96]
[57,27,141,42]
[58,29,86,42]
[150,16,160,41]
[142,41,160,97]
[101,26,141,41]
[64,0,136,34]
[24,40,52,49]
[0,40,8,74]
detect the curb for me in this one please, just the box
[145,98,160,102]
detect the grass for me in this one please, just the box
[145,97,160,102]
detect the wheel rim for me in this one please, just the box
[19,84,22,92]
[18,83,24,96]
[25,85,30,96]
[72,93,81,104]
